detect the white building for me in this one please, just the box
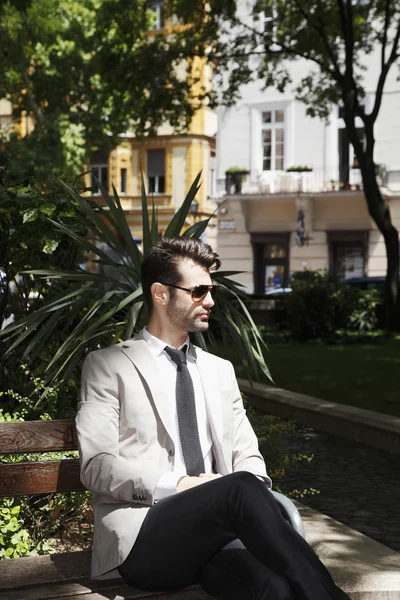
[215,15,400,295]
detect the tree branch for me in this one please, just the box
[369,16,400,125]
[293,0,344,84]
[215,13,329,72]
[381,0,391,71]
[344,0,355,79]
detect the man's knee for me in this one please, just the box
[228,471,271,496]
[229,470,261,486]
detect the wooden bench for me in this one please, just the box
[0,419,212,600]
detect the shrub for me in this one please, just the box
[245,403,312,479]
[285,271,341,339]
[344,288,380,332]
[1,363,77,421]
[285,270,382,340]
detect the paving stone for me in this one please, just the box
[277,429,400,553]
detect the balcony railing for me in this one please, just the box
[90,194,173,209]
[218,165,400,197]
[222,166,366,196]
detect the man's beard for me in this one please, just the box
[166,299,210,333]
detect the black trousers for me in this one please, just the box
[118,472,350,600]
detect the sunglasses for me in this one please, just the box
[159,282,218,302]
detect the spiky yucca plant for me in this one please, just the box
[1,174,271,384]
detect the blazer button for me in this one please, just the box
[133,494,138,500]
[168,449,175,457]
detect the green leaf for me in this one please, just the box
[182,218,210,238]
[163,172,202,237]
[140,171,152,256]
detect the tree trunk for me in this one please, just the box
[359,159,400,330]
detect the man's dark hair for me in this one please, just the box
[141,237,221,310]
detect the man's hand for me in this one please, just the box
[176,473,222,492]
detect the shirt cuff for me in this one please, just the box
[154,472,186,501]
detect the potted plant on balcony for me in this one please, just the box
[286,165,313,172]
[225,167,250,194]
[330,179,339,191]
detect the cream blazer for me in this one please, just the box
[76,331,271,578]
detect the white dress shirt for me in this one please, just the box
[142,328,215,500]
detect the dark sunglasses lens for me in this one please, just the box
[192,286,217,301]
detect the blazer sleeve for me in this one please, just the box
[76,350,161,505]
[229,362,272,488]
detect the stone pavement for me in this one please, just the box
[277,428,400,553]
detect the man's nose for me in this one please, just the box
[202,291,214,307]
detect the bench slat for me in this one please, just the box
[1,584,212,600]
[0,420,78,454]
[0,550,92,588]
[0,553,211,600]
[0,459,84,496]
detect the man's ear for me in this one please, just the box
[151,282,168,308]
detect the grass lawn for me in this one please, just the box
[214,338,400,417]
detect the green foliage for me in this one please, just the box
[225,167,250,175]
[247,406,311,479]
[286,166,313,172]
[0,149,85,329]
[0,0,204,179]
[0,363,77,420]
[0,498,42,559]
[285,271,340,340]
[284,270,382,340]
[346,289,381,332]
[1,174,271,384]
[245,401,316,498]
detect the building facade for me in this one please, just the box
[215,37,400,295]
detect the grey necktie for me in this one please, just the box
[165,345,205,477]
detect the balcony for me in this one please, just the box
[218,163,400,197]
[91,194,173,210]
[222,166,365,196]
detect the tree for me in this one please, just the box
[168,0,400,329]
[0,0,201,181]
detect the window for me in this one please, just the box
[120,168,127,194]
[149,0,164,30]
[327,231,368,281]
[147,149,165,194]
[251,233,290,295]
[335,245,364,280]
[262,109,285,171]
[263,2,278,48]
[90,151,108,195]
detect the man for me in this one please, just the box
[77,236,350,600]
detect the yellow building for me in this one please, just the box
[88,91,218,248]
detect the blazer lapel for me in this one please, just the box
[196,349,229,474]
[120,337,175,444]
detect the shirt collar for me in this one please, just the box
[142,327,197,360]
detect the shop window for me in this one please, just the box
[327,232,368,280]
[251,233,290,295]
